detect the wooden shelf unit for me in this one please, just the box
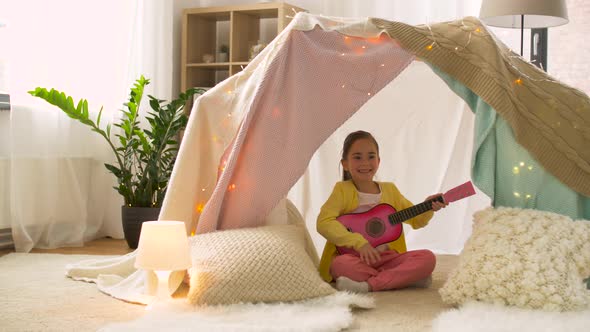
[181,2,306,99]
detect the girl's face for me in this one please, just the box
[342,138,380,183]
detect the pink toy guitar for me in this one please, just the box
[336,181,476,255]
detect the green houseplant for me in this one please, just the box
[29,76,203,248]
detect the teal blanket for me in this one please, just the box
[430,65,590,221]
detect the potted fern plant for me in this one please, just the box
[29,76,203,248]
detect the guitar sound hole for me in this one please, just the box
[366,217,385,238]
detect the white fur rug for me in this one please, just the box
[432,302,590,332]
[100,292,374,332]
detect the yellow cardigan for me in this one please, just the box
[316,180,433,282]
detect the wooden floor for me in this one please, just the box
[0,237,133,258]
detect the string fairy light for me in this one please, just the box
[511,160,536,201]
[420,17,590,136]
[191,9,322,212]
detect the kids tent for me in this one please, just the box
[67,12,590,304]
[162,12,590,236]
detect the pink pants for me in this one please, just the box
[330,249,436,292]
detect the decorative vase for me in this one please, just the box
[202,53,214,63]
[121,206,161,249]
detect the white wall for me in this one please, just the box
[548,0,590,94]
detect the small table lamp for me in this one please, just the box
[134,221,191,306]
[479,0,568,57]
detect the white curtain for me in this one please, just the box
[0,0,173,252]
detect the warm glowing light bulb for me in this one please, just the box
[341,84,346,88]
[361,45,366,49]
[195,203,204,213]
[520,162,525,166]
[425,44,434,51]
[525,194,532,199]
[201,188,206,192]
[367,92,371,96]
[380,64,385,67]
[514,192,521,197]
[527,166,533,171]
[475,28,481,33]
[515,78,523,85]
[513,167,520,174]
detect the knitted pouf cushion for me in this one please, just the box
[188,223,335,305]
[440,207,590,311]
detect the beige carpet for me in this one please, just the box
[1,253,144,331]
[346,255,457,332]
[0,253,458,331]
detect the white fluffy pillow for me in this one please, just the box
[440,207,590,311]
[187,223,335,305]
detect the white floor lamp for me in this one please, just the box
[479,0,568,70]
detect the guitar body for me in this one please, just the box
[334,181,476,256]
[336,203,402,256]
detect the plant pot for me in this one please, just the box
[217,52,228,62]
[121,206,161,249]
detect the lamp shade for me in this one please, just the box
[134,221,191,271]
[480,0,569,28]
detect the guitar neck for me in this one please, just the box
[389,196,443,225]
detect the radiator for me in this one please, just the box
[0,228,14,250]
[0,93,9,111]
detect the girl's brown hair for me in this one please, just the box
[341,130,379,181]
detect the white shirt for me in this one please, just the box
[353,191,382,213]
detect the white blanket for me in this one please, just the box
[65,251,182,304]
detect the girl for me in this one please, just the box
[316,130,447,293]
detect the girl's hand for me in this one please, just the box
[425,193,448,211]
[376,244,390,253]
[358,243,381,265]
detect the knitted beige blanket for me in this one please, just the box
[372,16,590,196]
